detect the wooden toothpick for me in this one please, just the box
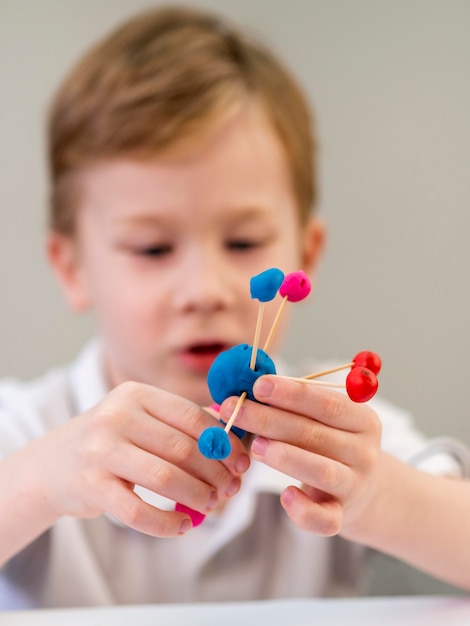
[223,392,247,433]
[302,362,354,380]
[276,375,345,388]
[263,295,288,353]
[250,302,265,370]
[225,302,264,435]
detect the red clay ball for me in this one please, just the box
[352,351,382,375]
[346,366,378,402]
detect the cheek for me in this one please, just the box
[95,289,163,357]
[83,259,156,328]
[272,221,305,268]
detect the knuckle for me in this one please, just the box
[179,403,202,431]
[204,463,229,491]
[114,380,141,398]
[320,512,342,536]
[283,379,308,406]
[301,422,325,451]
[81,413,118,458]
[120,498,143,528]
[321,391,344,423]
[362,406,382,441]
[372,413,383,441]
[293,502,342,537]
[242,403,268,434]
[254,410,270,435]
[317,462,340,493]
[361,443,380,471]
[171,436,194,463]
[156,515,179,538]
[148,462,173,491]
[268,440,287,466]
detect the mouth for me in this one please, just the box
[177,342,229,373]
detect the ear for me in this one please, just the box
[301,216,326,276]
[46,232,90,311]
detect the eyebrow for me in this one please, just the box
[116,206,273,228]
[116,215,171,228]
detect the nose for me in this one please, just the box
[172,249,236,315]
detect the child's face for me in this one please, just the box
[49,103,324,405]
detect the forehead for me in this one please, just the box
[77,102,299,225]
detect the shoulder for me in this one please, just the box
[0,339,105,453]
[0,366,72,448]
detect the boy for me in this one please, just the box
[1,5,469,609]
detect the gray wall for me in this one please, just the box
[1,0,469,596]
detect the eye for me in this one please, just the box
[226,239,262,251]
[137,244,173,257]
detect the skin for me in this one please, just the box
[1,101,470,591]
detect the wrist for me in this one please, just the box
[340,452,400,545]
[0,441,61,566]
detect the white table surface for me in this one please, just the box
[2,596,470,626]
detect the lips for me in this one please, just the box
[178,342,229,373]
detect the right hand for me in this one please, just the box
[29,381,250,536]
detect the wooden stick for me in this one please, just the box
[225,302,265,436]
[249,302,265,370]
[263,295,288,353]
[302,362,354,380]
[276,375,345,388]
[224,392,247,433]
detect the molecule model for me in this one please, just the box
[177,268,381,528]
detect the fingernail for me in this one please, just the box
[178,518,192,534]
[254,378,273,399]
[207,490,218,510]
[281,487,295,506]
[226,477,241,497]
[251,436,268,457]
[236,454,250,474]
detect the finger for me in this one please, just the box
[120,383,250,475]
[204,405,221,418]
[280,485,342,536]
[252,375,378,432]
[104,479,193,537]
[221,396,362,465]
[107,442,220,514]
[251,437,352,499]
[126,414,244,497]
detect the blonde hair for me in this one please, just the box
[48,6,317,233]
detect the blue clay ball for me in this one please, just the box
[250,268,285,302]
[207,344,276,405]
[198,426,232,459]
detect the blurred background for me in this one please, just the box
[1,0,469,596]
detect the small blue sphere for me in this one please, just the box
[250,268,285,302]
[207,344,276,405]
[198,426,232,459]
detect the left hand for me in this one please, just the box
[219,374,382,536]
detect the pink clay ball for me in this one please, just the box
[279,271,311,302]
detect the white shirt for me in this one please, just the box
[0,340,465,609]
